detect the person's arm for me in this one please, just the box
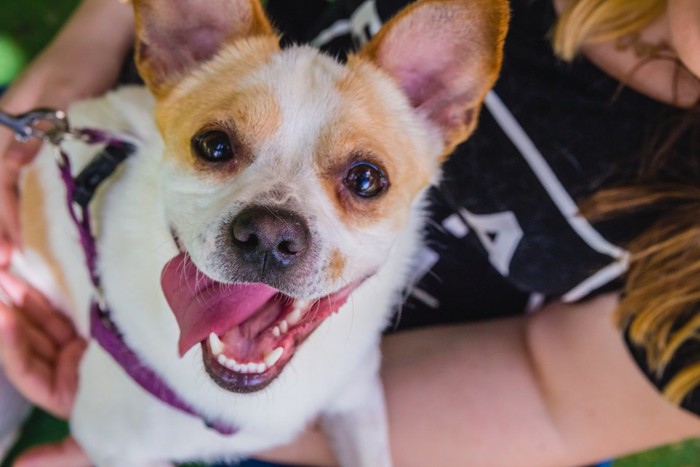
[263,293,700,466]
[0,0,135,260]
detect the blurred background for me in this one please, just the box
[0,1,78,87]
[0,0,699,466]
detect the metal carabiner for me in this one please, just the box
[0,108,73,145]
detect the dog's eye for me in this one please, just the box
[344,162,388,198]
[192,130,234,162]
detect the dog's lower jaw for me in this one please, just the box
[165,260,368,393]
[200,284,353,393]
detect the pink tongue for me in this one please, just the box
[161,253,277,356]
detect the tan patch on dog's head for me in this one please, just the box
[153,37,282,180]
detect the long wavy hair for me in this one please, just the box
[553,0,700,405]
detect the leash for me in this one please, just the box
[1,108,237,436]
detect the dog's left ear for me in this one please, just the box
[360,0,508,155]
[132,0,274,97]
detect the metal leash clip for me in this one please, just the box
[0,108,76,146]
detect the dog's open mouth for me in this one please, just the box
[160,253,357,393]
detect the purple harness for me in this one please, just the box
[57,130,236,436]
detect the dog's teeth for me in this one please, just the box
[217,353,240,372]
[264,347,284,367]
[215,351,273,374]
[279,320,289,334]
[209,333,224,356]
[287,308,302,325]
[272,326,281,338]
[218,355,235,371]
[287,306,306,325]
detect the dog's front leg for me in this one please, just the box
[321,372,392,467]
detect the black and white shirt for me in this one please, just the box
[267,0,700,415]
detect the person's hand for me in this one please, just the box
[0,270,91,466]
[11,438,91,467]
[0,0,135,267]
[0,270,85,418]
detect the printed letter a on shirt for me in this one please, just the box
[443,209,523,276]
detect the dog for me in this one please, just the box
[15,0,507,465]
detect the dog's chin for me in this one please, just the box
[161,251,364,393]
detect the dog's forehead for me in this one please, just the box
[251,47,433,179]
[160,39,424,161]
[253,46,349,158]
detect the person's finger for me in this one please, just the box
[19,288,75,346]
[3,137,42,170]
[6,350,66,418]
[0,304,65,417]
[0,268,29,305]
[0,301,31,361]
[13,437,92,467]
[0,238,13,269]
[0,289,58,362]
[0,270,76,344]
[14,311,58,362]
[0,301,50,376]
[54,338,87,414]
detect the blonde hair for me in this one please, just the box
[552,0,667,61]
[554,0,700,406]
[586,180,700,404]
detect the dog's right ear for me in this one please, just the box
[360,0,508,157]
[132,0,274,97]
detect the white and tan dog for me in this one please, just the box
[16,0,507,465]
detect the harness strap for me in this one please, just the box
[56,130,237,436]
[90,302,237,435]
[55,129,135,288]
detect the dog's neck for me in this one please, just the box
[91,302,238,434]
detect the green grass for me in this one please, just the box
[1,1,699,466]
[0,411,68,467]
[616,439,700,467]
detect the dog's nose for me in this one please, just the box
[230,206,310,269]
